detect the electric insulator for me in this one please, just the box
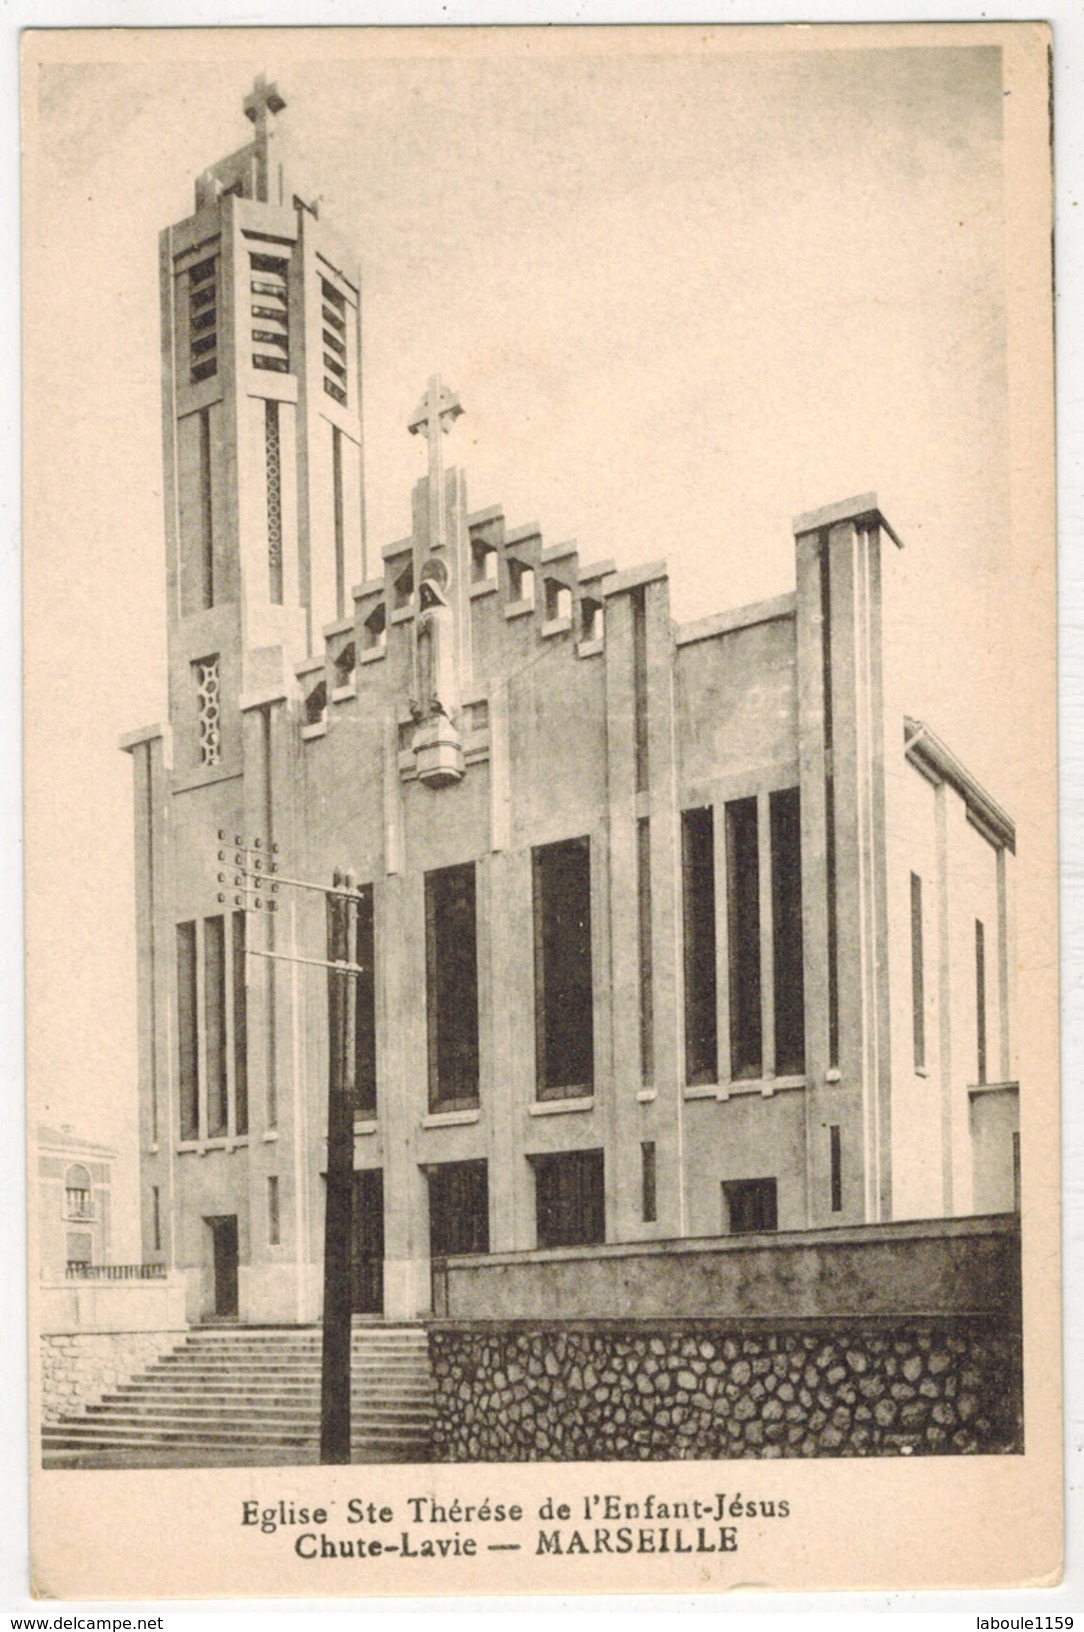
[217,829,226,841]
[253,838,261,849]
[217,851,226,862]
[217,893,225,904]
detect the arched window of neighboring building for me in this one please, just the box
[65,1165,92,1219]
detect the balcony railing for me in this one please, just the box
[65,1263,167,1281]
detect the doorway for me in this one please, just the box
[206,1215,239,1319]
[351,1170,384,1316]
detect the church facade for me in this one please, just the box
[122,83,1020,1327]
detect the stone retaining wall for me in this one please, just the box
[435,1215,1020,1322]
[40,1331,182,1424]
[429,1317,1022,1461]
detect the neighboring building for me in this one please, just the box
[37,1124,116,1279]
[121,82,1019,1328]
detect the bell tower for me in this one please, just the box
[159,77,366,775]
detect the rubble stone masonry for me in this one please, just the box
[429,1317,1022,1461]
[40,1331,179,1424]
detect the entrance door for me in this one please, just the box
[351,1170,384,1315]
[208,1215,239,1318]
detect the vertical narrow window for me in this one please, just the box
[321,277,349,405]
[726,797,762,1080]
[151,1185,161,1253]
[194,655,222,767]
[204,915,227,1138]
[820,542,839,1067]
[533,838,594,1097]
[198,407,214,609]
[232,910,248,1136]
[250,253,291,372]
[144,750,159,1145]
[770,787,805,1075]
[355,883,377,1116]
[829,1125,842,1213]
[267,1176,281,1246]
[641,1141,657,1224]
[911,873,925,1072]
[632,585,649,792]
[266,400,283,604]
[188,256,217,382]
[261,708,278,1132]
[682,808,717,1085]
[332,425,345,619]
[975,918,987,1084]
[426,864,479,1110]
[637,817,654,1085]
[177,921,199,1141]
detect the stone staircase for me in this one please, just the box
[41,1324,434,1469]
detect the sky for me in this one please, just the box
[22,30,1034,1254]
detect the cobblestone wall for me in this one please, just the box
[40,1331,181,1424]
[430,1319,1022,1461]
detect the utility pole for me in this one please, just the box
[216,835,366,1464]
[321,868,357,1464]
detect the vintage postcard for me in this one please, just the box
[23,22,1060,1598]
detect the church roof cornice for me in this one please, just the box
[904,716,1016,853]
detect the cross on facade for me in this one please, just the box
[408,375,464,549]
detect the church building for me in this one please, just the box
[121,82,1020,1327]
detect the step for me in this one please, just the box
[43,1425,432,1449]
[143,1367,429,1384]
[183,1331,428,1345]
[173,1345,428,1359]
[160,1352,429,1366]
[174,1351,428,1364]
[109,1383,430,1410]
[81,1403,435,1427]
[43,1447,427,1468]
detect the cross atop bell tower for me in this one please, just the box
[244,73,288,205]
[244,73,287,137]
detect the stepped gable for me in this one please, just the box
[294,497,620,755]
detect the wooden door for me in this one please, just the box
[211,1215,239,1317]
[351,1170,384,1315]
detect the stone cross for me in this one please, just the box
[243,74,287,141]
[408,375,463,549]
